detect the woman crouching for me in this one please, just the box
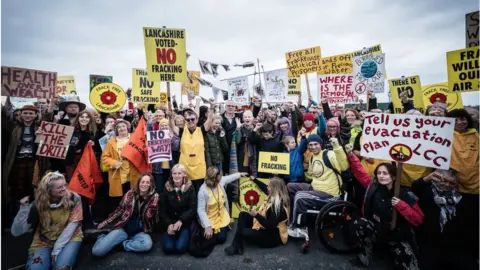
[92,173,159,257]
[225,176,290,255]
[12,172,83,270]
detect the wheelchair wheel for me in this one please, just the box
[315,200,360,253]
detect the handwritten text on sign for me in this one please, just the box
[258,152,290,175]
[143,27,187,82]
[285,46,322,77]
[466,11,479,48]
[352,53,386,94]
[146,129,172,163]
[318,74,354,104]
[447,46,479,93]
[1,67,57,99]
[35,122,74,159]
[227,76,249,105]
[360,113,455,170]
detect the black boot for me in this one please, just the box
[224,244,239,256]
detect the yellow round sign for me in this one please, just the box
[89,83,127,113]
[159,92,168,105]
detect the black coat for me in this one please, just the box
[159,181,197,230]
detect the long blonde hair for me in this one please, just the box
[35,172,74,226]
[267,177,290,220]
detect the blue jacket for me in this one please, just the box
[287,136,308,182]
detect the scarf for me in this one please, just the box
[431,183,462,232]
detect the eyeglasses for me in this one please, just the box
[186,118,196,122]
[52,185,67,191]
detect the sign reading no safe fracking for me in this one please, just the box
[447,46,479,93]
[143,27,187,83]
[132,68,160,104]
[89,83,127,113]
[360,113,455,170]
[258,152,290,175]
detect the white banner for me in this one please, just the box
[263,69,287,102]
[227,76,249,105]
[361,113,455,170]
[10,97,37,109]
[352,53,386,95]
[318,74,355,104]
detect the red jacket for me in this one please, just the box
[348,154,424,227]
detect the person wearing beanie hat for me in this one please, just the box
[307,134,323,145]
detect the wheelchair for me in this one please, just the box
[290,191,361,254]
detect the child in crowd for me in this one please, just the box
[283,128,307,183]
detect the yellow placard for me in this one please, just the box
[57,76,76,95]
[231,177,269,219]
[388,76,425,114]
[159,92,168,106]
[317,53,353,75]
[286,46,322,77]
[132,68,160,104]
[258,152,290,175]
[351,44,383,57]
[287,76,301,96]
[447,46,479,93]
[89,83,126,113]
[422,82,464,112]
[182,70,200,95]
[143,27,187,83]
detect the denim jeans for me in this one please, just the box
[92,228,153,257]
[26,241,81,270]
[162,227,189,254]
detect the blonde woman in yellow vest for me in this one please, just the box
[225,177,290,256]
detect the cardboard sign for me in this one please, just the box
[317,53,353,75]
[146,129,172,163]
[258,152,290,175]
[285,46,322,77]
[231,177,269,218]
[466,11,479,48]
[287,76,301,96]
[361,113,455,170]
[57,76,76,95]
[182,70,200,95]
[389,76,425,114]
[89,75,112,92]
[10,97,37,110]
[422,82,464,112]
[227,76,249,105]
[98,134,112,151]
[89,83,127,113]
[447,46,479,93]
[35,122,74,159]
[159,92,168,106]
[1,67,57,99]
[318,74,354,104]
[132,68,160,104]
[352,53,386,95]
[264,69,287,102]
[143,27,187,82]
[351,44,383,57]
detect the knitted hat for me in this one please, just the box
[326,118,340,133]
[307,134,323,145]
[20,105,38,113]
[303,113,315,122]
[159,118,169,125]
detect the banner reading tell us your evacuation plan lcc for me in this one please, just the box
[258,152,290,175]
[360,113,454,170]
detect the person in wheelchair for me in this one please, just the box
[346,144,424,270]
[287,134,349,237]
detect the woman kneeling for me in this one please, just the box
[12,172,83,270]
[225,176,290,255]
[92,173,159,257]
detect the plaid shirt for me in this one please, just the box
[104,190,159,233]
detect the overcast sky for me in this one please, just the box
[2,0,479,107]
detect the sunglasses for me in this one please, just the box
[186,118,196,122]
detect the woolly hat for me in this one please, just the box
[303,113,316,122]
[307,134,323,145]
[20,105,38,113]
[326,117,340,133]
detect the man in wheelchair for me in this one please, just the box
[287,134,349,237]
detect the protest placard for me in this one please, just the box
[317,53,353,75]
[466,11,479,48]
[57,76,76,96]
[389,76,425,114]
[98,134,112,151]
[89,75,112,92]
[318,74,355,104]
[351,44,383,57]
[227,76,249,105]
[1,67,57,99]
[258,152,290,175]
[263,69,287,102]
[360,113,455,170]
[285,46,322,77]
[89,83,127,113]
[159,92,168,106]
[182,71,200,95]
[352,53,386,95]
[10,97,37,110]
[35,121,74,159]
[422,82,463,112]
[132,68,160,104]
[287,76,301,96]
[143,27,187,82]
[447,46,479,93]
[231,177,269,218]
[146,129,172,163]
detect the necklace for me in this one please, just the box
[210,186,222,218]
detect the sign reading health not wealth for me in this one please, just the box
[360,113,455,170]
[146,129,172,163]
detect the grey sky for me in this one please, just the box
[2,0,479,107]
